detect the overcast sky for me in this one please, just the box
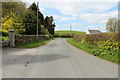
[21,0,119,32]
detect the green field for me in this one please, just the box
[55,30,86,35]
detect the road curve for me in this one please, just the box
[2,38,118,78]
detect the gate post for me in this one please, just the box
[9,29,15,47]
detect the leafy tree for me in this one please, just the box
[44,16,56,35]
[38,12,44,25]
[1,13,25,34]
[41,25,49,35]
[2,2,26,23]
[1,2,26,34]
[28,2,37,12]
[22,10,37,35]
[106,18,119,32]
[23,2,45,35]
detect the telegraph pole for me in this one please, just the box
[36,2,39,40]
[70,25,72,37]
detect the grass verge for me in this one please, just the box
[67,38,96,53]
[67,38,119,63]
[15,38,54,48]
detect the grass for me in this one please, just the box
[15,38,54,48]
[67,38,96,53]
[0,36,9,41]
[55,30,86,36]
[67,38,119,63]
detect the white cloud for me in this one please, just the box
[79,10,118,24]
[50,15,78,22]
[40,2,117,16]
[59,17,77,22]
[40,2,118,24]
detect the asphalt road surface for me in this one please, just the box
[2,38,118,78]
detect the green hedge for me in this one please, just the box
[73,32,120,45]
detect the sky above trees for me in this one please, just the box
[21,0,119,32]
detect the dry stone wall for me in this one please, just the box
[15,35,51,45]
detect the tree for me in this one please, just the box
[51,23,56,35]
[28,2,37,12]
[1,2,56,35]
[2,2,26,23]
[23,2,45,35]
[44,16,56,35]
[1,2,26,34]
[22,10,37,35]
[106,18,119,32]
[38,12,44,25]
[1,13,25,34]
[41,25,49,35]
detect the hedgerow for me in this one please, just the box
[72,32,120,63]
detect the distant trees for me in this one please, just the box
[1,2,56,35]
[106,18,120,32]
[44,16,56,35]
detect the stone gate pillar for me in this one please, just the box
[9,29,15,47]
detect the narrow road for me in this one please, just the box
[2,38,118,78]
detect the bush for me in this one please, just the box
[2,32,9,36]
[91,48,119,63]
[41,25,50,35]
[91,48,103,56]
[98,38,119,51]
[0,36,9,41]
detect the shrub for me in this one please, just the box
[0,36,9,41]
[98,38,119,51]
[90,47,119,63]
[2,32,9,36]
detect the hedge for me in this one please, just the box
[73,32,120,45]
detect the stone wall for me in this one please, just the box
[15,35,51,45]
[0,41,9,47]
